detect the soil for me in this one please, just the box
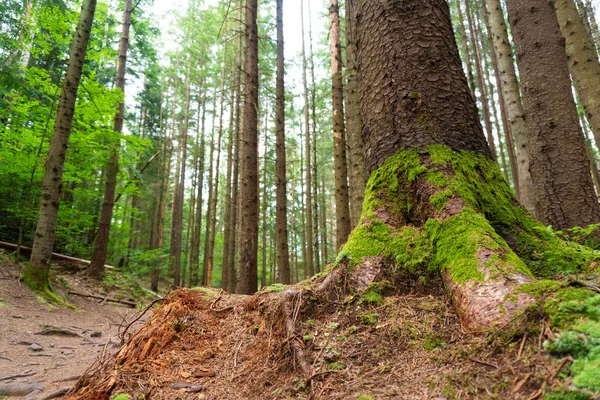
[0,252,149,399]
[67,277,565,400]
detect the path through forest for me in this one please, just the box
[0,254,146,399]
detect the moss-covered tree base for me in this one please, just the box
[336,146,599,330]
[21,262,65,304]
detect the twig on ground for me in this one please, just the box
[38,387,70,400]
[119,297,164,345]
[517,332,528,360]
[0,370,35,381]
[468,357,499,370]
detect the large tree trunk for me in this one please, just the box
[346,0,367,229]
[556,0,600,153]
[275,0,291,284]
[88,0,132,278]
[329,0,352,251]
[347,0,600,332]
[505,0,600,229]
[236,0,259,294]
[484,0,536,215]
[26,0,97,292]
[300,0,314,278]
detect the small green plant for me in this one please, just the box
[348,325,358,334]
[328,362,346,370]
[358,395,375,400]
[302,334,313,342]
[360,311,378,325]
[113,394,131,400]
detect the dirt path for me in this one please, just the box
[0,257,146,399]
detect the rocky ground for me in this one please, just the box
[0,253,149,399]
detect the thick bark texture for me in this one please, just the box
[355,0,491,176]
[506,0,600,229]
[236,0,259,294]
[275,0,291,284]
[329,0,352,251]
[88,0,132,278]
[348,0,600,331]
[556,0,600,153]
[27,0,97,289]
[346,0,366,229]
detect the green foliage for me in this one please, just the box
[544,388,591,400]
[112,394,131,400]
[423,333,446,351]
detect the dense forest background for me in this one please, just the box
[1,0,600,291]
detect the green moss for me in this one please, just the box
[302,334,313,342]
[423,333,446,351]
[328,362,346,370]
[191,286,219,300]
[541,288,600,392]
[516,280,565,297]
[265,283,285,293]
[360,312,378,325]
[358,395,376,400]
[113,395,131,400]
[361,281,393,306]
[544,388,592,400]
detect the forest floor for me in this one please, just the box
[0,251,586,399]
[65,276,576,400]
[0,252,151,400]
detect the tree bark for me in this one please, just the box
[88,0,132,278]
[346,0,366,229]
[275,0,291,284]
[351,0,557,331]
[465,0,498,162]
[556,0,600,153]
[484,0,536,214]
[480,0,520,195]
[27,0,97,291]
[300,0,314,278]
[329,0,352,251]
[190,94,206,287]
[506,0,600,229]
[454,0,476,97]
[307,1,321,274]
[236,0,259,294]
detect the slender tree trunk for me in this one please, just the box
[484,0,536,214]
[556,0,600,153]
[454,0,476,96]
[465,0,498,162]
[307,2,321,275]
[190,95,206,287]
[202,91,217,286]
[222,77,237,291]
[169,61,192,287]
[261,148,268,288]
[275,0,291,284]
[329,0,352,251]
[584,0,600,49]
[88,0,132,278]
[320,176,329,265]
[481,0,520,194]
[27,0,98,289]
[236,0,259,294]
[505,0,600,229]
[300,0,314,278]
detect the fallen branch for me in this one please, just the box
[37,387,70,400]
[52,375,81,383]
[0,369,35,381]
[0,241,114,269]
[67,291,136,308]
